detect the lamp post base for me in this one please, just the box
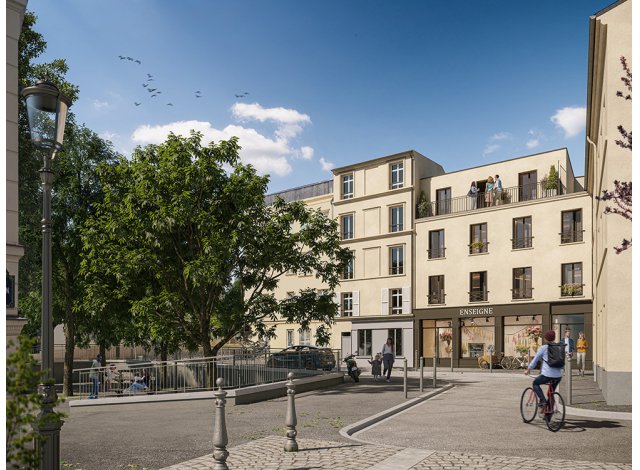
[34,383,63,470]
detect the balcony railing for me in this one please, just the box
[469,241,489,254]
[511,237,533,249]
[390,224,404,232]
[511,288,533,300]
[428,247,446,259]
[428,293,446,305]
[418,181,566,219]
[341,231,353,240]
[560,230,584,244]
[469,290,489,302]
[560,283,584,297]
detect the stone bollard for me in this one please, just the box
[212,377,229,470]
[403,358,408,399]
[284,372,298,452]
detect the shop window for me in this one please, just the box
[469,271,488,302]
[390,288,403,314]
[561,210,583,243]
[428,275,445,304]
[390,162,404,189]
[341,292,353,317]
[460,317,495,358]
[436,188,451,215]
[561,262,583,296]
[422,320,453,359]
[286,329,294,347]
[358,329,372,356]
[341,214,354,240]
[512,216,533,249]
[512,267,532,299]
[390,205,404,232]
[389,246,404,275]
[469,223,488,254]
[428,229,445,259]
[342,173,354,199]
[552,314,585,348]
[503,315,542,358]
[388,328,403,356]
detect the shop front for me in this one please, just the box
[414,302,591,369]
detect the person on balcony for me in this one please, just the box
[494,175,503,205]
[468,181,478,209]
[485,176,494,207]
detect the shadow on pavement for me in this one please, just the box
[563,419,625,430]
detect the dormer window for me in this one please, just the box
[390,162,404,189]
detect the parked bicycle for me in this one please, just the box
[501,355,529,370]
[520,380,565,432]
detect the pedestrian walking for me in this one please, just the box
[381,338,395,382]
[89,353,102,399]
[468,181,479,209]
[576,331,589,376]
[368,354,382,381]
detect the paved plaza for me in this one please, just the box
[60,371,632,469]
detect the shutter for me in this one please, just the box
[381,288,389,315]
[353,291,360,316]
[333,292,340,316]
[402,286,411,314]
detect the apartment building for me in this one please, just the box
[584,0,631,405]
[265,148,592,373]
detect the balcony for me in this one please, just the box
[428,293,446,305]
[469,241,489,254]
[560,283,584,297]
[560,230,584,244]
[428,247,446,259]
[511,237,533,249]
[469,290,489,302]
[511,288,533,300]
[418,181,566,219]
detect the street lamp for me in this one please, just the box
[22,80,72,470]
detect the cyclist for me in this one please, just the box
[524,330,563,409]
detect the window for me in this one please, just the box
[436,188,451,215]
[341,292,353,317]
[504,315,542,357]
[561,263,583,296]
[422,319,453,359]
[390,162,404,189]
[390,205,404,232]
[512,267,532,299]
[358,329,372,356]
[389,246,404,275]
[341,174,354,199]
[469,223,488,254]
[299,329,311,346]
[388,328,403,356]
[342,251,355,279]
[428,275,445,304]
[428,229,445,259]
[286,329,294,347]
[460,317,495,358]
[390,288,403,314]
[341,214,354,240]
[512,216,533,249]
[469,271,488,302]
[561,210,583,243]
[518,171,538,201]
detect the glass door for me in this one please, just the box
[518,171,538,201]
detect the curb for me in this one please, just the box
[565,406,632,421]
[339,384,454,439]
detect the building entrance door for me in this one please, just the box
[341,332,352,363]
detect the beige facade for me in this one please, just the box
[584,0,632,404]
[6,0,28,349]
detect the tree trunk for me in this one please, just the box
[99,344,106,366]
[63,283,75,397]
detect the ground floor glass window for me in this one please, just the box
[503,315,542,357]
[358,329,372,356]
[388,328,403,356]
[422,320,452,358]
[460,317,495,358]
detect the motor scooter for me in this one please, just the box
[343,352,360,382]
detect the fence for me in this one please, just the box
[73,348,341,397]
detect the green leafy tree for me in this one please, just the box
[6,337,65,469]
[82,133,351,361]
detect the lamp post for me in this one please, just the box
[22,80,72,470]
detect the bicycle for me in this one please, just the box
[520,380,565,432]
[501,355,529,370]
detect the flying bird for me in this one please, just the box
[166,103,173,106]
[134,59,141,64]
[142,83,148,88]
[148,88,157,92]
[118,55,125,60]
[234,92,250,98]
[150,94,158,98]
[134,102,141,106]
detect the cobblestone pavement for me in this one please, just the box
[162,435,632,469]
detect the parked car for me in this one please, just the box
[266,346,336,370]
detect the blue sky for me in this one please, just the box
[27,0,613,192]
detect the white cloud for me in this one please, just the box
[482,143,500,157]
[526,139,540,149]
[491,132,511,141]
[550,106,586,138]
[319,157,335,171]
[93,99,110,111]
[231,103,311,125]
[300,146,314,160]
[99,131,118,142]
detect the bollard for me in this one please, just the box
[212,377,229,470]
[489,354,492,373]
[566,355,573,405]
[419,357,424,393]
[403,358,408,399]
[432,357,437,388]
[284,372,298,452]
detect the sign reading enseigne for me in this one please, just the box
[459,307,493,316]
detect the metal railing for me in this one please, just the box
[427,247,446,259]
[511,237,533,249]
[428,293,446,305]
[511,288,533,300]
[468,242,489,254]
[420,181,566,218]
[73,349,341,398]
[469,290,489,302]
[560,283,584,297]
[560,230,584,243]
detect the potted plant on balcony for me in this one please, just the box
[417,191,429,219]
[561,283,582,296]
[544,165,559,196]
[469,241,486,253]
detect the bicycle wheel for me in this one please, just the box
[500,357,512,369]
[545,392,565,432]
[520,387,538,422]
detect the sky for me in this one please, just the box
[26,0,616,193]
